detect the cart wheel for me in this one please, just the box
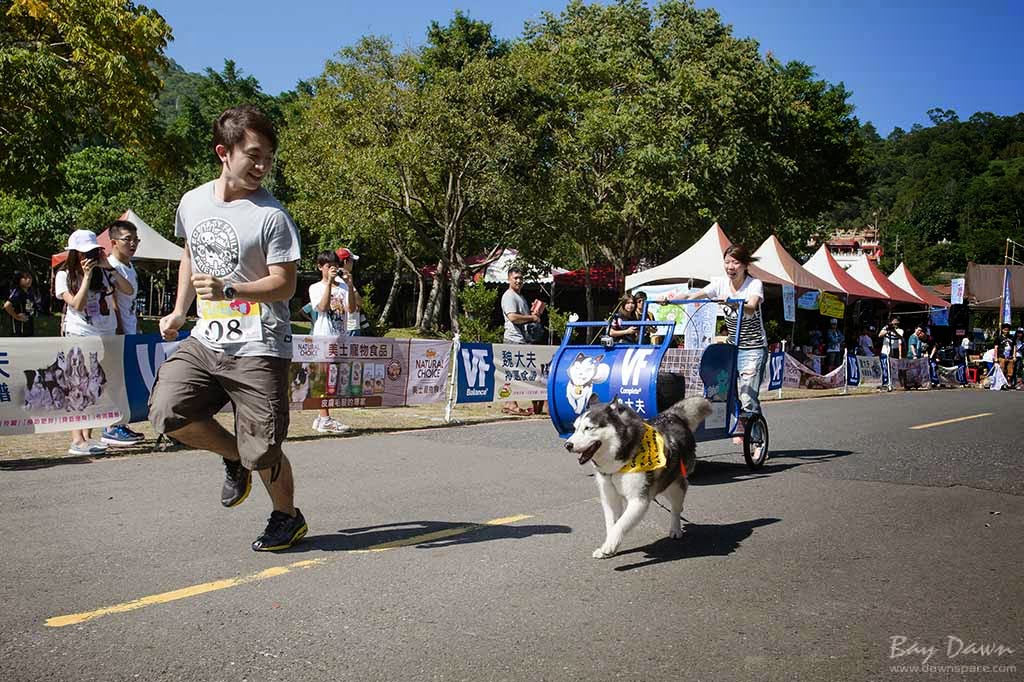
[743,413,769,470]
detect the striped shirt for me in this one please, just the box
[703,276,766,349]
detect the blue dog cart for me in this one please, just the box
[547,298,770,469]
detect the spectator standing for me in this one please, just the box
[907,326,935,360]
[308,249,354,434]
[1013,329,1023,390]
[501,266,545,416]
[994,323,1015,389]
[3,270,39,337]
[825,318,844,372]
[148,105,307,552]
[857,327,875,356]
[336,247,365,336]
[56,229,134,454]
[101,219,147,445]
[878,316,904,358]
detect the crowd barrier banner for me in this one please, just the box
[846,355,884,388]
[288,335,451,409]
[935,363,966,387]
[767,352,785,391]
[783,353,845,389]
[454,342,555,403]
[122,333,187,422]
[0,336,128,435]
[0,334,452,435]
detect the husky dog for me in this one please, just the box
[566,352,610,414]
[565,396,712,558]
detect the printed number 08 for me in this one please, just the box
[204,319,245,342]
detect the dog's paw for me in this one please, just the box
[592,543,617,559]
[668,528,684,539]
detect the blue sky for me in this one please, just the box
[147,0,1023,135]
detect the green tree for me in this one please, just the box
[282,17,550,333]
[0,0,173,191]
[523,0,861,315]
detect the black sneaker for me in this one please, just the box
[251,508,308,552]
[221,458,251,508]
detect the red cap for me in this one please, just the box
[335,247,359,262]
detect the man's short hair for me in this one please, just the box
[107,219,137,241]
[213,105,278,152]
[507,267,523,279]
[316,250,341,267]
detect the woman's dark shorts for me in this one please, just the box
[148,337,290,470]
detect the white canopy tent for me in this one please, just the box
[625,222,786,290]
[50,209,182,267]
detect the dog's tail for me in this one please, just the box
[665,396,713,431]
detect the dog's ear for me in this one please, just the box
[573,352,586,362]
[586,392,601,408]
[24,369,35,384]
[594,354,604,362]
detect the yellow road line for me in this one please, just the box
[46,514,532,628]
[909,412,993,430]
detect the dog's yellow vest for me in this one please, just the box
[618,425,667,474]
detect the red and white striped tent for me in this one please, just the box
[803,245,885,299]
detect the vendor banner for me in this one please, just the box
[492,343,555,402]
[797,290,820,310]
[782,285,796,322]
[406,340,453,404]
[767,352,785,391]
[935,363,966,387]
[846,355,884,388]
[929,306,949,326]
[950,278,965,305]
[783,353,846,390]
[0,336,128,435]
[288,335,451,410]
[455,342,554,403]
[818,291,845,319]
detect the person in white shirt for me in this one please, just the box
[55,229,134,455]
[663,244,766,444]
[307,249,356,434]
[101,219,148,445]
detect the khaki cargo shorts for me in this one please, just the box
[148,337,290,470]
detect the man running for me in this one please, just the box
[149,105,306,552]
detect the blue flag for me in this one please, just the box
[1002,268,1012,324]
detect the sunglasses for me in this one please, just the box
[115,237,141,245]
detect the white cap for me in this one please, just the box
[67,229,101,253]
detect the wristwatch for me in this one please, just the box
[223,284,237,300]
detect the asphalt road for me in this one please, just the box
[1,389,1022,681]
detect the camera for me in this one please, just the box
[85,248,103,261]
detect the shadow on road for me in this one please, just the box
[613,517,780,571]
[289,519,572,553]
[689,448,854,486]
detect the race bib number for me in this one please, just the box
[196,299,263,344]
[618,425,666,473]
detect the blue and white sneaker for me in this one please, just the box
[101,425,144,446]
[68,441,107,455]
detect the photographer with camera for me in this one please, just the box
[878,316,904,359]
[55,229,134,455]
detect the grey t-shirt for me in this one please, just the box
[501,288,529,343]
[176,181,301,358]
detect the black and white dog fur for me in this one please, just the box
[565,396,712,558]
